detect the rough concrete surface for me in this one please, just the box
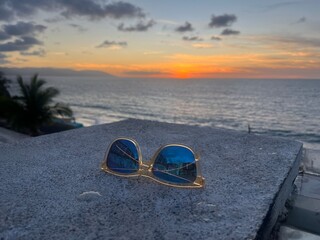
[0,119,303,240]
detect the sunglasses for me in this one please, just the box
[101,137,205,188]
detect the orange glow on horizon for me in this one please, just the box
[8,50,320,79]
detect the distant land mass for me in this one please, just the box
[0,67,115,78]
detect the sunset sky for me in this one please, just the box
[0,0,320,79]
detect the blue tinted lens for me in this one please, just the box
[106,139,139,174]
[152,146,197,184]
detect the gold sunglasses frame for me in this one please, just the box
[101,137,205,188]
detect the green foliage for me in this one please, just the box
[0,74,73,136]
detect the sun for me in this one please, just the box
[171,64,195,79]
[173,71,192,79]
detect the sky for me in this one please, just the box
[0,0,320,79]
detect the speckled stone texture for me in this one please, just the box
[0,119,303,240]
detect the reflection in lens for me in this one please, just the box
[152,146,197,184]
[106,139,139,174]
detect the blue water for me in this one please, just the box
[42,77,320,150]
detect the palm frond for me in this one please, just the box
[0,72,11,98]
[30,74,46,94]
[42,87,60,102]
[17,75,30,100]
[51,102,73,117]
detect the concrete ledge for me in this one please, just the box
[0,119,303,239]
[0,127,29,144]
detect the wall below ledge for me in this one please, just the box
[0,119,303,240]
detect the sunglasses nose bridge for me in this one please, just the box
[139,160,155,178]
[140,162,152,172]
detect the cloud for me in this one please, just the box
[51,51,68,56]
[44,17,64,23]
[0,22,45,54]
[209,14,237,28]
[192,43,213,49]
[15,58,28,62]
[0,31,10,41]
[21,48,46,57]
[123,70,166,76]
[211,36,222,41]
[175,22,194,33]
[3,21,46,36]
[261,35,320,48]
[117,20,155,32]
[263,1,301,12]
[221,28,240,35]
[61,1,145,19]
[156,19,178,25]
[69,23,87,32]
[0,0,145,21]
[0,53,9,64]
[0,2,13,21]
[237,34,320,56]
[182,36,203,41]
[96,40,127,49]
[296,17,306,24]
[0,0,49,19]
[0,36,42,52]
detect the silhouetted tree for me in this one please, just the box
[1,74,73,135]
[0,72,11,98]
[0,72,12,119]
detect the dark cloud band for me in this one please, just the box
[117,20,155,32]
[0,31,10,41]
[0,0,145,21]
[69,24,87,32]
[21,48,46,57]
[211,36,222,41]
[175,22,194,33]
[182,36,203,41]
[221,28,240,35]
[0,36,42,52]
[96,40,127,48]
[3,21,46,36]
[0,21,46,54]
[209,14,237,28]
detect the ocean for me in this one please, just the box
[36,77,320,151]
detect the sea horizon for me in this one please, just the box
[8,75,315,151]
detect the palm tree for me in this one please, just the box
[0,72,11,98]
[5,74,73,136]
[0,72,12,119]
